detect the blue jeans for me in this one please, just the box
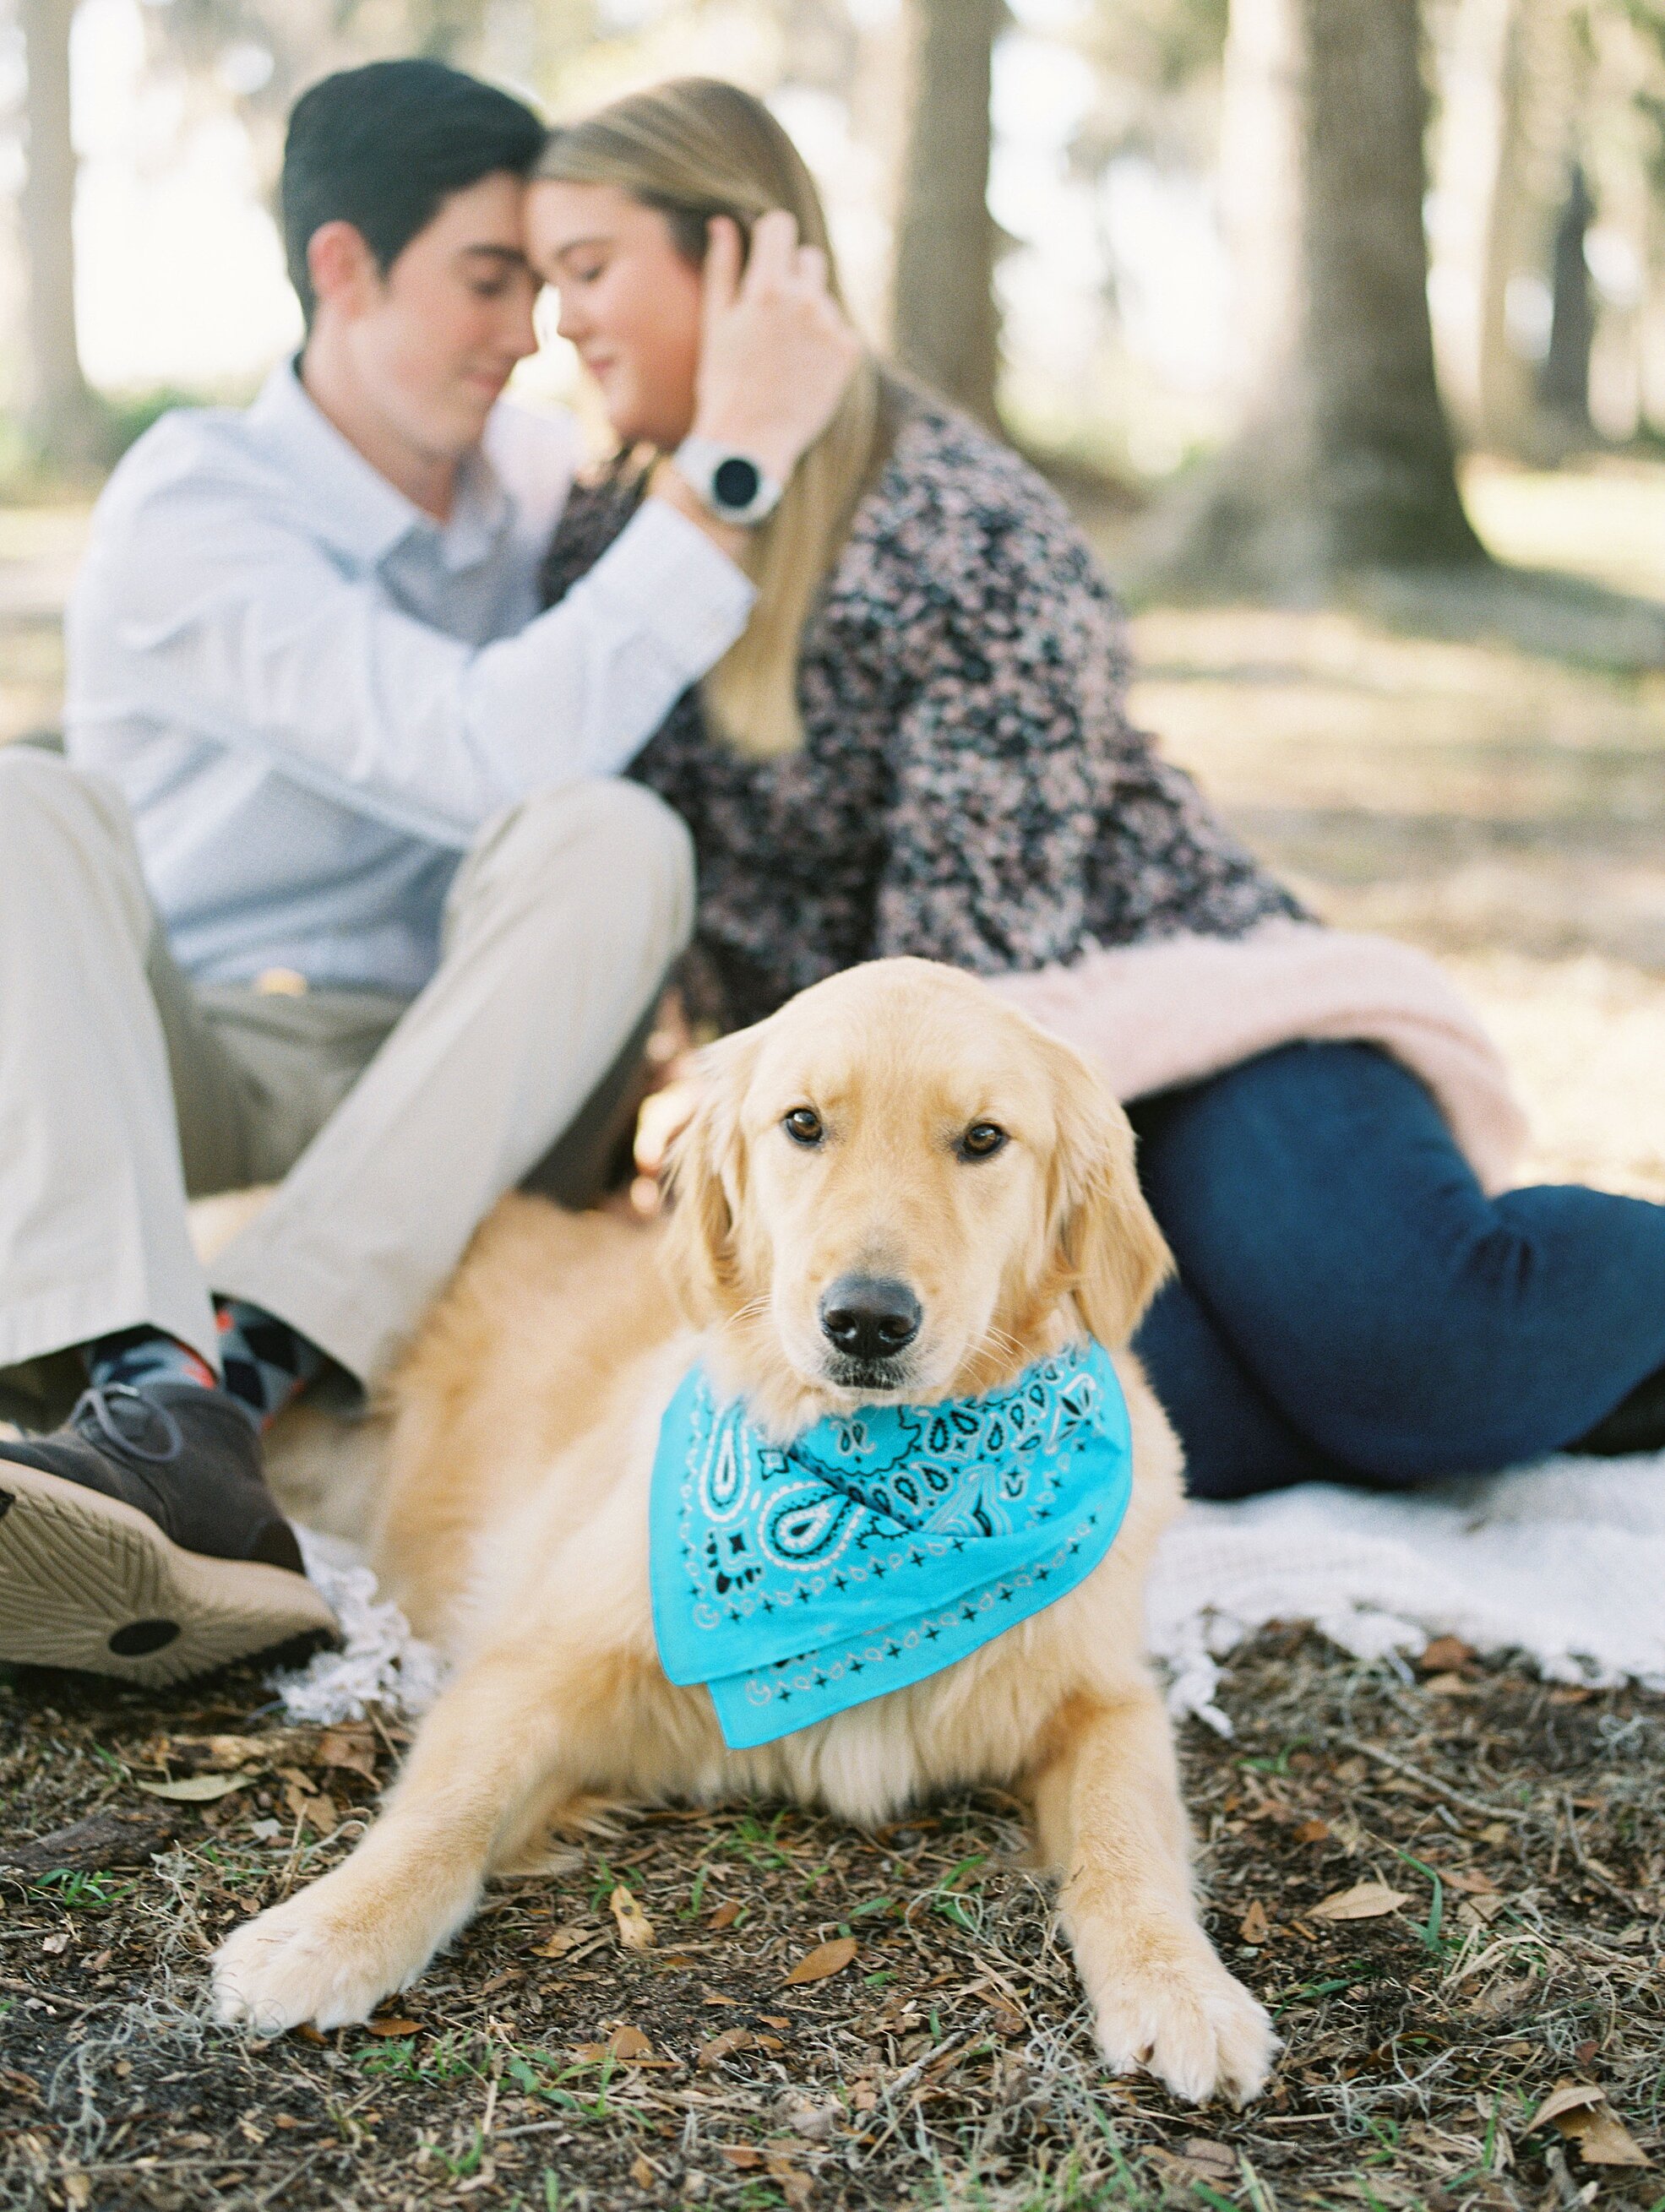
[1128,1041,1665,1499]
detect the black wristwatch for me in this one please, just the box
[672,437,784,525]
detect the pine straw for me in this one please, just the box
[2,1632,1660,2211]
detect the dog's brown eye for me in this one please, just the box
[784,1106,824,1147]
[959,1122,1008,1160]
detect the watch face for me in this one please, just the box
[712,455,763,511]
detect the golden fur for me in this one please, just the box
[213,959,1273,2104]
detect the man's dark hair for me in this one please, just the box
[282,59,545,324]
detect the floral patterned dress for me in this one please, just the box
[540,394,1303,1033]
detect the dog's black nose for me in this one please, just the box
[819,1276,922,1362]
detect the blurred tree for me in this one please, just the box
[19,0,98,465]
[1160,0,1485,587]
[1543,157,1597,416]
[1475,0,1549,452]
[142,0,520,204]
[890,0,1002,426]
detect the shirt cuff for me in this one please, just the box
[587,496,756,682]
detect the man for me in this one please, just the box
[0,59,858,1684]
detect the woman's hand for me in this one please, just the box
[690,212,862,483]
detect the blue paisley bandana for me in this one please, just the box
[649,1340,1133,1749]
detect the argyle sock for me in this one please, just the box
[84,1326,218,1398]
[213,1298,325,1430]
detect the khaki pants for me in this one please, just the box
[0,749,693,1416]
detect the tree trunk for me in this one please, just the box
[1540,162,1593,426]
[890,0,1001,427]
[1474,0,1550,454]
[1159,0,1485,590]
[19,0,98,466]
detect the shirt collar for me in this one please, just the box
[248,358,513,573]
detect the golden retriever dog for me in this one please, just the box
[213,958,1273,2105]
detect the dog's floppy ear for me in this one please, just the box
[1042,1028,1173,1349]
[661,1027,760,1327]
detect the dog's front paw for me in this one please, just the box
[1090,1937,1275,2106]
[213,1877,423,2035]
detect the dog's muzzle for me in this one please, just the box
[818,1274,921,1389]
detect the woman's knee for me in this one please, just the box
[1276,1290,1585,1482]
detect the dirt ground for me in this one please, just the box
[2,461,1663,2209]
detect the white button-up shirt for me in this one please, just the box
[64,361,754,994]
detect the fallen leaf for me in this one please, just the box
[204,1735,269,1769]
[302,1791,340,1838]
[316,1727,379,1781]
[1294,1818,1330,1844]
[1426,1671,1483,1698]
[1418,1635,1474,1672]
[607,2025,653,2059]
[1309,1881,1410,1922]
[758,2014,791,2031]
[1458,1894,1509,1927]
[134,1773,252,1803]
[1529,2079,1651,2167]
[530,1923,590,1959]
[702,1991,739,2007]
[708,1899,741,1929]
[1568,2108,1651,2166]
[1238,1900,1270,1944]
[1183,2139,1238,2184]
[611,1886,655,1951]
[719,2145,763,2170]
[1441,1868,1499,1894]
[784,1937,857,1985]
[40,1934,69,1955]
[784,2096,840,2141]
[629,2154,656,2188]
[699,2027,755,2068]
[293,2023,327,2046]
[367,2018,421,2038]
[778,2170,813,2207]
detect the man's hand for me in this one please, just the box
[689,211,863,485]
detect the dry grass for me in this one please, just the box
[3,1636,1662,2210]
[3,467,1664,2208]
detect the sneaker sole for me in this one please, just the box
[0,1462,340,1688]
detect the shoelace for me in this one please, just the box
[70,1383,184,1466]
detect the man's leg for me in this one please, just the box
[212,780,694,1385]
[0,751,337,1680]
[0,752,220,1377]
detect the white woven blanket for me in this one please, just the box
[272,1450,1665,1736]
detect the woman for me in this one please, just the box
[526,79,1665,1499]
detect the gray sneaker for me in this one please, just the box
[0,1382,340,1687]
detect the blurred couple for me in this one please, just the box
[6,57,1665,1683]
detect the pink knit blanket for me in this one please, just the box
[990,921,1527,1194]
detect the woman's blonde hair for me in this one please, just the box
[536,79,888,760]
